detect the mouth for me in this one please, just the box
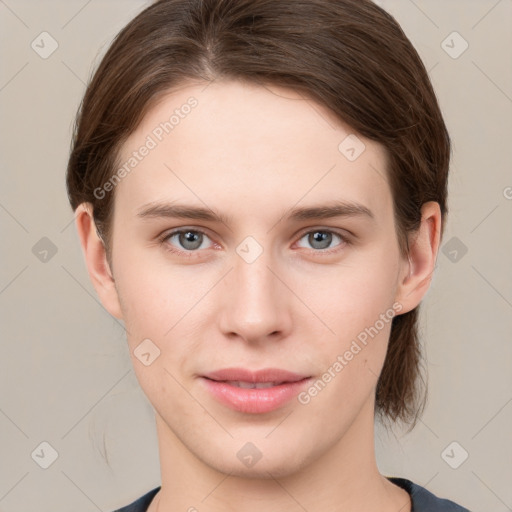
[200,370,312,414]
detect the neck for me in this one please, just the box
[150,398,410,512]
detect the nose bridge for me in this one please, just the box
[220,236,289,340]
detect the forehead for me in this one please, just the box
[114,79,392,221]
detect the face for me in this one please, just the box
[103,80,410,477]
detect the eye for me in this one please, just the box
[158,227,350,257]
[160,229,214,255]
[295,229,348,252]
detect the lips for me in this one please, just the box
[200,367,312,413]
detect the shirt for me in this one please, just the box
[111,476,472,511]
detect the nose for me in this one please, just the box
[218,244,293,344]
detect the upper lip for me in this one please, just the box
[203,367,310,383]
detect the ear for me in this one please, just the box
[394,201,442,314]
[74,203,123,320]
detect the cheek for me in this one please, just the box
[297,248,400,336]
[112,243,180,333]
[112,249,210,386]
[290,246,400,394]
[114,262,194,399]
[296,275,396,423]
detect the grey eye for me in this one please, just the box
[167,230,209,251]
[297,230,344,251]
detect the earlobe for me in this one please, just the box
[74,203,123,319]
[395,201,442,314]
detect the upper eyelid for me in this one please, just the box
[295,226,350,239]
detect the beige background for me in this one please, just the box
[0,1,511,511]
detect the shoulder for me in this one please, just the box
[388,477,472,512]
[110,486,161,512]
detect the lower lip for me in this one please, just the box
[200,377,312,414]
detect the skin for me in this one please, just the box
[75,79,441,512]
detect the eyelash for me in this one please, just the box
[157,227,351,258]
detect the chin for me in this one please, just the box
[199,442,314,480]
[212,460,303,480]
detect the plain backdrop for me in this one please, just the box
[0,1,511,511]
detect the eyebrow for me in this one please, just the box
[136,200,375,224]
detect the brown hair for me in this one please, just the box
[66,0,451,430]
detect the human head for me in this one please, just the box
[66,0,450,432]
